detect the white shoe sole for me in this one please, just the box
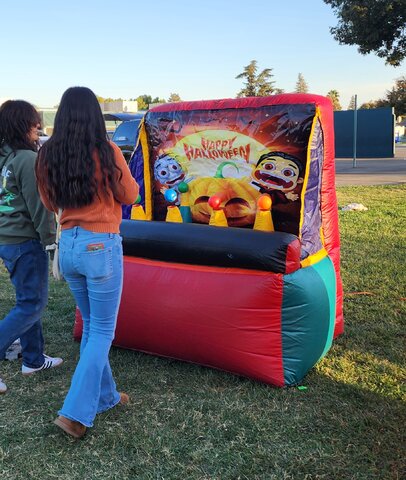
[22,359,63,376]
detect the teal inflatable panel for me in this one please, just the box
[281,256,336,385]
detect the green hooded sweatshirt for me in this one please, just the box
[0,144,55,246]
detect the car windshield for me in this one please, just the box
[112,121,140,144]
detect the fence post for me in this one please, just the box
[352,94,358,168]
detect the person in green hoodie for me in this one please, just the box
[0,100,63,394]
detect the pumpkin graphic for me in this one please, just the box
[188,177,260,227]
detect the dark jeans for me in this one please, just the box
[0,239,48,368]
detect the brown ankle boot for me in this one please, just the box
[119,392,130,405]
[54,416,87,439]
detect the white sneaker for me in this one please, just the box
[5,338,22,361]
[0,378,7,394]
[22,354,63,376]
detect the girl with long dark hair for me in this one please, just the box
[0,100,62,395]
[36,87,138,438]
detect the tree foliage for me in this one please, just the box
[236,60,279,97]
[295,73,309,93]
[343,77,405,116]
[347,95,357,110]
[385,75,406,116]
[136,95,152,110]
[376,76,406,116]
[134,95,167,110]
[152,97,166,104]
[324,0,406,66]
[97,94,167,111]
[168,93,182,102]
[96,95,123,103]
[357,77,405,115]
[326,90,342,110]
[359,100,378,109]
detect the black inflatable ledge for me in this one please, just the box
[120,220,300,274]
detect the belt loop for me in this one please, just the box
[73,227,78,238]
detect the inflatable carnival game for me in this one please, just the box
[74,94,344,387]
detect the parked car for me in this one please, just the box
[104,113,144,162]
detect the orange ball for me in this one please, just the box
[257,194,272,210]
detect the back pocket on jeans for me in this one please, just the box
[81,248,113,281]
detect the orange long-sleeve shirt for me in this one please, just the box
[38,142,139,234]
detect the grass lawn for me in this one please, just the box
[0,185,405,480]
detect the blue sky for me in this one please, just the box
[0,0,403,109]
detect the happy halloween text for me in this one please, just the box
[183,137,251,162]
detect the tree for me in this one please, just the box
[323,0,406,66]
[96,95,123,103]
[168,93,182,102]
[359,100,378,109]
[295,73,309,93]
[384,75,406,116]
[152,97,166,104]
[236,60,278,97]
[132,95,166,110]
[326,90,342,110]
[375,76,406,116]
[136,95,150,110]
[347,95,357,110]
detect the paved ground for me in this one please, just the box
[335,145,406,186]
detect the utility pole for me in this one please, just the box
[352,94,358,168]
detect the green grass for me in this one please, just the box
[1,185,405,479]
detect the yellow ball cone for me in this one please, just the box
[253,209,274,232]
[254,194,274,232]
[166,206,183,223]
[131,204,147,221]
[209,208,228,227]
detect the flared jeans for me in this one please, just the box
[58,227,123,427]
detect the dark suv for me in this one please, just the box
[104,113,144,162]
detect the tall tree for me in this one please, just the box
[375,76,406,116]
[168,93,182,102]
[326,90,342,111]
[386,75,406,116]
[236,60,277,97]
[347,95,357,110]
[323,0,406,66]
[295,73,309,93]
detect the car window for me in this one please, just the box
[112,121,141,144]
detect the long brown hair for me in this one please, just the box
[36,86,122,208]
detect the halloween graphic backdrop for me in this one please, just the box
[145,104,315,233]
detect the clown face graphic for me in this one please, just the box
[154,155,186,188]
[252,152,304,193]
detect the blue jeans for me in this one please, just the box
[0,239,48,368]
[58,227,123,427]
